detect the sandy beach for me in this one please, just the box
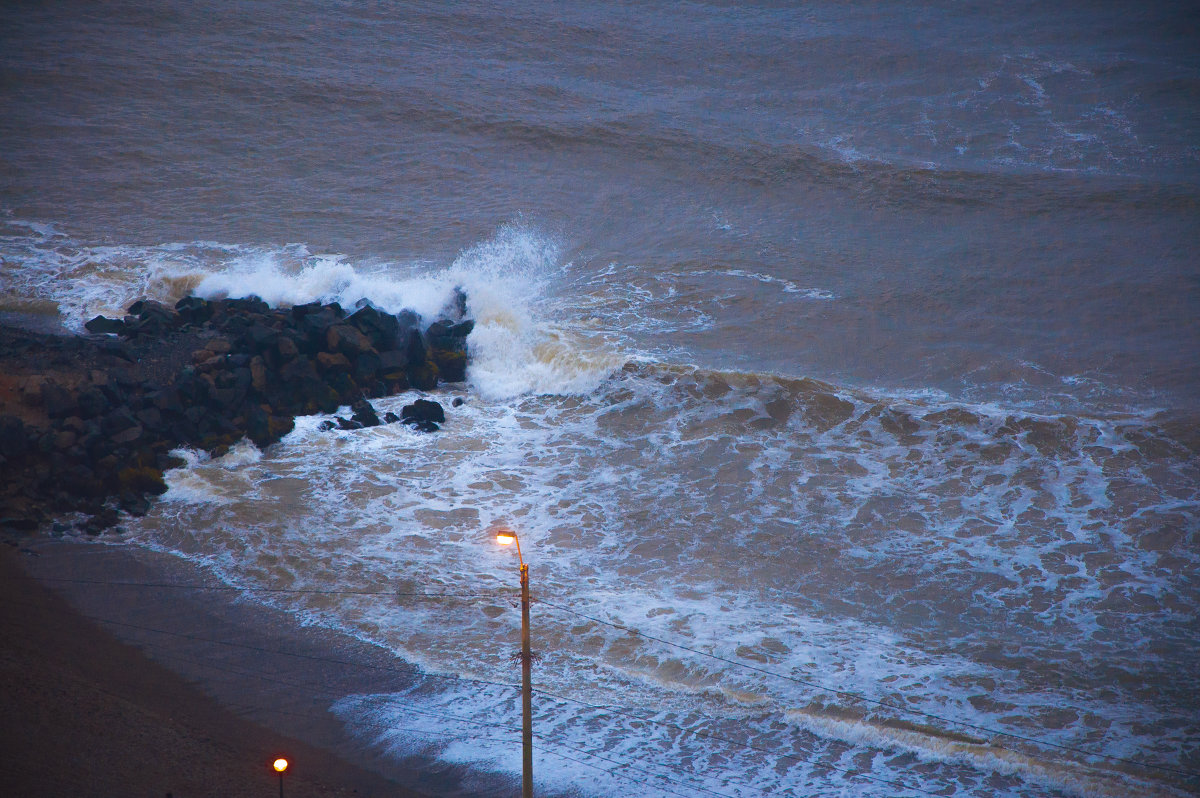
[0,541,431,798]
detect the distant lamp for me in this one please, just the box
[272,757,288,798]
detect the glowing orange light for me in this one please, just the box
[496,532,516,545]
[273,758,289,773]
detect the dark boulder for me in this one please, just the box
[221,295,270,315]
[76,386,111,420]
[316,351,352,374]
[354,351,381,383]
[347,305,401,352]
[402,327,429,368]
[241,322,279,354]
[85,315,126,335]
[299,306,343,348]
[401,398,445,425]
[128,299,175,319]
[426,319,473,382]
[350,399,381,428]
[175,296,214,324]
[0,415,29,459]
[326,324,374,358]
[408,363,439,391]
[377,350,408,379]
[42,382,77,419]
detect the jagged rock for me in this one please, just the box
[0,292,473,533]
[85,315,126,335]
[327,324,373,357]
[175,295,213,324]
[350,399,381,428]
[347,305,401,352]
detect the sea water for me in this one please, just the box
[2,2,1197,796]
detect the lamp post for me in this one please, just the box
[496,529,533,798]
[272,758,288,798]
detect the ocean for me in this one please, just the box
[2,1,1198,795]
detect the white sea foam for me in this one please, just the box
[128,357,1200,796]
[15,221,1195,797]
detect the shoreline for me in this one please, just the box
[1,537,526,798]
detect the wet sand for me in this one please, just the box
[0,540,498,797]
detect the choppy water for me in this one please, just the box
[3,2,1198,796]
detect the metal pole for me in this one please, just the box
[520,561,533,798]
[278,772,284,798]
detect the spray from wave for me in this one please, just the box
[0,219,626,399]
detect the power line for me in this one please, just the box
[537,598,1200,782]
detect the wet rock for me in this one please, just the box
[175,295,214,324]
[377,350,408,379]
[85,315,126,335]
[327,324,373,358]
[19,375,46,405]
[316,351,352,373]
[43,382,78,419]
[76,386,110,419]
[408,363,439,391]
[350,399,381,428]
[277,335,299,360]
[347,305,401,352]
[0,416,29,459]
[0,291,474,532]
[401,398,445,425]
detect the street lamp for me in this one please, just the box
[272,757,288,798]
[496,528,533,798]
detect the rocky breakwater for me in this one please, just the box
[0,294,473,534]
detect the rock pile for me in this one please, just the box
[0,293,473,533]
